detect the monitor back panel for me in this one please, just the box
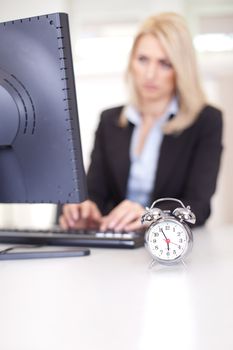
[0,13,87,203]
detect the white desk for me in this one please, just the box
[0,225,232,350]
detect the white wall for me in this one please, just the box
[0,0,71,21]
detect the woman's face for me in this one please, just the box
[130,34,176,103]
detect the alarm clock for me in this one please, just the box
[141,198,196,265]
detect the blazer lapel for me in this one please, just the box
[153,132,186,197]
[108,122,134,198]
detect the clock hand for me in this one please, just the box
[161,229,170,251]
[169,241,180,247]
[161,228,168,240]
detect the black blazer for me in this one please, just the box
[87,105,223,226]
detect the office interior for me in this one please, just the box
[0,0,232,230]
[1,2,233,350]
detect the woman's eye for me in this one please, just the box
[160,60,173,69]
[137,55,148,63]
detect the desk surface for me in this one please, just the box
[0,225,232,350]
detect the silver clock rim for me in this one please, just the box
[145,216,193,265]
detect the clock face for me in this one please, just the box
[146,219,190,262]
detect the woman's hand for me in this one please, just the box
[100,200,145,232]
[59,200,102,230]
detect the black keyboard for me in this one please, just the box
[0,227,145,249]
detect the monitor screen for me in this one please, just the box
[0,13,87,203]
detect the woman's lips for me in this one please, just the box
[143,84,158,90]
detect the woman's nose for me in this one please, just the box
[145,63,157,79]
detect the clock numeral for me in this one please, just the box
[179,238,183,243]
[177,232,181,236]
[154,233,159,237]
[159,250,163,254]
[166,252,170,256]
[165,225,170,230]
[178,245,181,250]
[173,250,177,255]
[153,239,157,243]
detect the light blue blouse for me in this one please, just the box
[125,98,178,207]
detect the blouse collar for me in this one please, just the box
[125,96,179,127]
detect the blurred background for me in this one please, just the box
[0,0,232,229]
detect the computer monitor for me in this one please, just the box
[0,13,87,203]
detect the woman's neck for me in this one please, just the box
[138,96,174,120]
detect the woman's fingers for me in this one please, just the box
[80,201,93,220]
[100,200,145,231]
[59,200,102,229]
[114,211,138,231]
[100,201,129,231]
[124,220,144,232]
[59,215,69,230]
[60,199,145,231]
[90,202,102,222]
[62,204,80,227]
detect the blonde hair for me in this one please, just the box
[121,12,206,134]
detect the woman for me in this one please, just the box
[59,12,223,231]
